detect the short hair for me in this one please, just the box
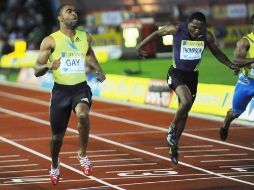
[250,14,254,24]
[56,4,72,17]
[188,12,206,25]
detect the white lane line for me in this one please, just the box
[0,174,48,180]
[185,153,248,158]
[0,159,29,163]
[0,155,20,158]
[180,145,214,149]
[0,136,125,190]
[201,159,254,163]
[93,163,157,168]
[0,169,48,174]
[1,91,254,152]
[69,153,129,158]
[68,186,108,190]
[106,168,174,173]
[179,149,229,153]
[98,131,163,137]
[98,173,254,180]
[60,150,116,155]
[0,91,49,106]
[0,164,38,168]
[91,158,142,163]
[0,178,92,186]
[220,165,254,168]
[1,108,254,186]
[11,135,78,142]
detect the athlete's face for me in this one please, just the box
[187,19,206,39]
[59,5,78,29]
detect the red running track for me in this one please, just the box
[0,83,254,190]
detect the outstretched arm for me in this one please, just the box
[206,31,236,70]
[233,38,254,68]
[34,36,60,77]
[136,24,179,58]
[86,32,106,82]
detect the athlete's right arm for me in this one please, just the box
[136,24,179,58]
[34,36,59,77]
[233,38,254,68]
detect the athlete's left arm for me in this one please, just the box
[86,32,106,82]
[206,31,237,70]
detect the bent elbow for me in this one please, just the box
[34,69,41,77]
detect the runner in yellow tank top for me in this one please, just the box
[34,4,106,185]
[219,14,254,141]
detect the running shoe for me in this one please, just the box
[220,126,229,141]
[49,163,60,185]
[167,125,177,147]
[170,145,178,164]
[77,153,92,176]
[167,125,178,164]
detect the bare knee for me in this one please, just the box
[77,111,89,126]
[227,109,240,119]
[179,99,192,112]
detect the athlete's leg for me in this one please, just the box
[49,85,72,169]
[50,131,66,168]
[222,109,239,129]
[166,85,193,164]
[75,103,90,157]
[49,89,71,185]
[75,102,93,175]
[172,85,193,144]
[220,81,251,141]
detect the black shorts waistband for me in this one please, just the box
[53,81,88,90]
[169,65,198,74]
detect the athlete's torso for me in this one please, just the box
[172,22,207,71]
[49,29,88,85]
[242,32,254,79]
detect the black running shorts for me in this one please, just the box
[50,81,92,134]
[167,65,198,98]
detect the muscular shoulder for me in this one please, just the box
[206,30,215,43]
[40,35,55,51]
[236,38,250,49]
[157,23,180,36]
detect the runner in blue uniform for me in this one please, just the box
[136,12,238,164]
[220,14,254,141]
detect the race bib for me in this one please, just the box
[60,51,85,74]
[180,40,204,60]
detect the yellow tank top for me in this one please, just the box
[242,32,254,78]
[49,30,88,85]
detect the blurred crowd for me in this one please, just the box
[0,0,53,56]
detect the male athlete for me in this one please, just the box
[34,4,106,185]
[136,12,238,165]
[220,14,254,141]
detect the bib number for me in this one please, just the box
[60,58,85,74]
[180,40,204,60]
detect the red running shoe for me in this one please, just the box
[77,153,92,176]
[49,163,60,185]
